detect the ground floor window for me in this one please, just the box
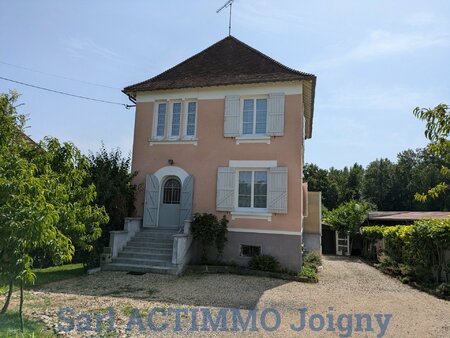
[240,244,262,257]
[238,170,268,209]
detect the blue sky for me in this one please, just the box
[1,0,449,169]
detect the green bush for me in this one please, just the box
[361,219,450,286]
[298,265,319,283]
[436,283,450,297]
[248,255,280,272]
[191,213,228,262]
[303,252,322,268]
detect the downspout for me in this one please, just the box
[124,91,136,109]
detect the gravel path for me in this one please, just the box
[9,256,450,337]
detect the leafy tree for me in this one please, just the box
[345,164,364,201]
[324,200,373,235]
[304,164,339,209]
[0,92,108,328]
[414,104,450,201]
[363,159,394,210]
[83,145,137,267]
[323,200,373,252]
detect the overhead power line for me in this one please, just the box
[0,76,133,108]
[0,60,121,90]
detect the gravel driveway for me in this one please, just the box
[13,256,450,337]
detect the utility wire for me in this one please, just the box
[0,60,121,90]
[0,76,133,108]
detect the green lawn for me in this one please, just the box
[0,312,54,337]
[0,264,85,337]
[0,263,85,294]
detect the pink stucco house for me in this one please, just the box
[105,36,316,274]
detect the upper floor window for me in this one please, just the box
[223,93,285,143]
[171,102,181,137]
[242,98,267,135]
[186,102,197,137]
[152,100,198,144]
[156,103,166,137]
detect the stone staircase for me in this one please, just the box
[104,227,179,274]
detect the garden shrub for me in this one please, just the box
[303,252,322,268]
[436,283,450,297]
[248,255,280,272]
[298,265,319,283]
[361,219,450,295]
[191,213,228,262]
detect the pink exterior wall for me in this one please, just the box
[131,94,304,233]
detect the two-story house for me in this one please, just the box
[105,36,316,274]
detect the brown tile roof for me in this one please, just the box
[368,211,450,221]
[123,36,316,138]
[124,36,315,92]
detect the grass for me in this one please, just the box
[0,264,85,337]
[0,264,85,294]
[0,312,54,337]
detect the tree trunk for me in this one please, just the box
[0,279,13,314]
[19,279,24,332]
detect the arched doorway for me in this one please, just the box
[158,176,181,229]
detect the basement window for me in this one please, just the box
[240,245,261,257]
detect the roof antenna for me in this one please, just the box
[216,0,234,36]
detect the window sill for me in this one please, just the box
[235,136,271,144]
[149,139,198,146]
[231,211,272,221]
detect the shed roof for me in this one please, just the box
[368,211,450,221]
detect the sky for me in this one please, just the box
[1,0,449,169]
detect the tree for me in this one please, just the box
[83,145,137,267]
[323,200,373,252]
[363,159,394,210]
[304,163,339,209]
[345,163,364,201]
[414,104,450,201]
[0,92,108,328]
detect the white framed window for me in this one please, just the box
[151,99,198,145]
[185,101,197,137]
[237,170,268,210]
[242,98,267,135]
[156,102,167,138]
[217,165,288,219]
[170,101,182,137]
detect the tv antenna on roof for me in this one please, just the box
[216,0,234,36]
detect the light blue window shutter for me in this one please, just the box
[143,174,159,227]
[267,93,285,136]
[216,167,235,211]
[268,167,288,213]
[224,95,240,137]
[179,175,194,226]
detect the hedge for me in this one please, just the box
[361,219,450,285]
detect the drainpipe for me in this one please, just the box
[124,92,136,109]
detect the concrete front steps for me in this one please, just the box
[104,227,179,274]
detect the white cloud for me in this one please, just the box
[64,37,122,62]
[307,29,450,70]
[349,30,450,61]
